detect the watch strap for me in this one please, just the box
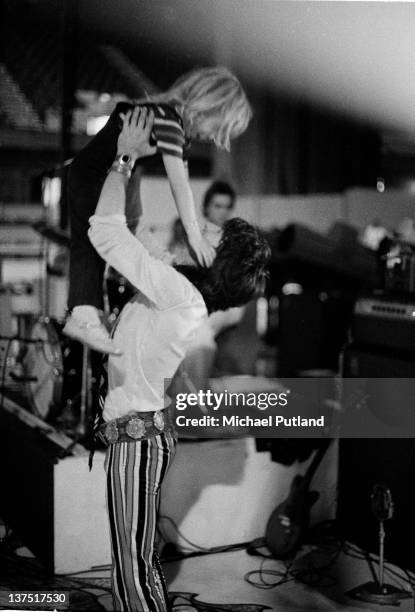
[110,153,135,178]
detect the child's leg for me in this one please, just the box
[65,103,131,353]
[67,105,127,310]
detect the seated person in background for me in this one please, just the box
[201,180,236,245]
[168,180,236,256]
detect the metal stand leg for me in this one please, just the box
[378,521,385,589]
[77,344,89,436]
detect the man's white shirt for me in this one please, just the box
[88,214,207,420]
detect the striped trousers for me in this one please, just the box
[105,431,177,611]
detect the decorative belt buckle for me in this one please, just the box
[126,417,145,440]
[153,410,165,431]
[105,421,119,444]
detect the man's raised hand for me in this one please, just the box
[117,107,157,160]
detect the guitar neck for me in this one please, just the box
[303,439,331,488]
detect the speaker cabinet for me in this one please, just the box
[278,290,353,375]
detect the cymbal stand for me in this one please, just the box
[76,344,90,436]
[40,231,50,321]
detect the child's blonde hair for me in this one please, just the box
[149,66,252,150]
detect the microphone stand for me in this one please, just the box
[347,485,409,605]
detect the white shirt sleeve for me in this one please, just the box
[88,214,194,310]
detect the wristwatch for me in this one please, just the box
[110,153,135,178]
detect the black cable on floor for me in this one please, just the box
[158,513,252,562]
[245,557,295,589]
[245,519,344,591]
[159,514,212,552]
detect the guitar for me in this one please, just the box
[265,439,331,559]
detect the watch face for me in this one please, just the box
[121,154,131,164]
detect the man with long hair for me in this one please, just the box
[88,107,270,611]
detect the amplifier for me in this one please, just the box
[352,294,415,352]
[341,342,415,428]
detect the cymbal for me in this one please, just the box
[32,221,70,248]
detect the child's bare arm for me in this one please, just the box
[162,154,215,267]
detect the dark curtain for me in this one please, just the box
[233,90,381,196]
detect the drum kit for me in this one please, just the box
[0,220,134,435]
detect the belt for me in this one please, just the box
[97,409,175,445]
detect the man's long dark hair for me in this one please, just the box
[175,217,271,313]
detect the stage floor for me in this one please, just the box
[1,533,413,611]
